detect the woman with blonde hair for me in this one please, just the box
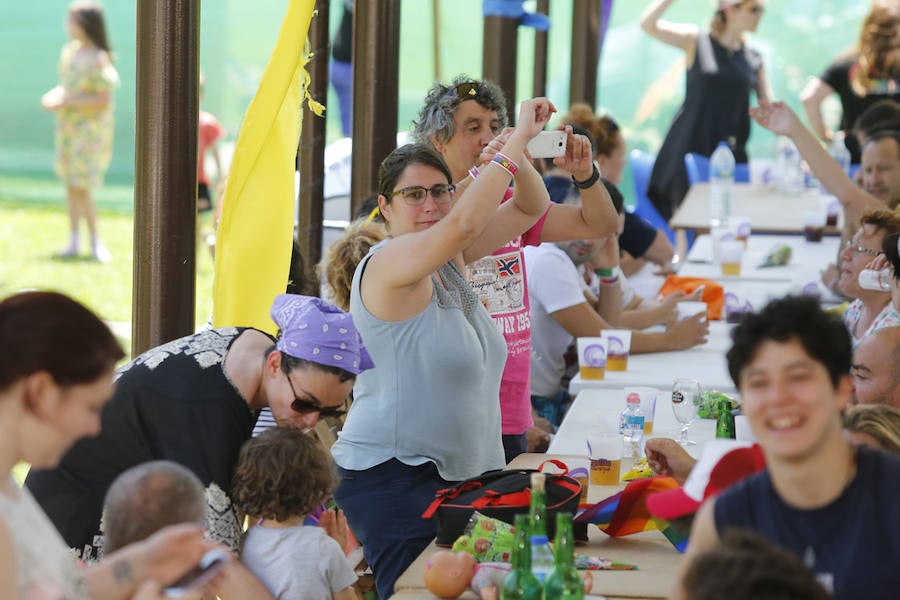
[844,403,900,453]
[802,1,900,163]
[318,219,387,312]
[640,0,769,221]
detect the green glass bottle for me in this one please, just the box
[543,513,584,599]
[501,514,543,600]
[529,472,547,538]
[715,398,736,439]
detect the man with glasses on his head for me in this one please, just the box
[837,210,900,349]
[412,76,619,462]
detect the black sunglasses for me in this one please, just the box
[284,371,346,418]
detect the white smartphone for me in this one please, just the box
[163,549,229,598]
[526,130,567,159]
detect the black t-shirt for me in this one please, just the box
[331,2,353,63]
[620,212,658,258]
[714,446,900,599]
[24,327,268,560]
[821,55,900,163]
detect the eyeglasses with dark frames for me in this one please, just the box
[391,184,456,205]
[284,371,346,418]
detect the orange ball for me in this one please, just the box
[423,550,476,599]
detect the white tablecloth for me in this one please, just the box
[549,387,717,459]
[569,321,738,395]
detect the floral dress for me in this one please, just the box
[55,41,118,190]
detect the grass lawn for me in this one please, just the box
[0,195,216,357]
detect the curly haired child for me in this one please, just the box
[232,428,358,600]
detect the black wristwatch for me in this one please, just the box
[571,163,601,189]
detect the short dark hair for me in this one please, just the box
[882,231,900,279]
[411,75,508,147]
[854,99,900,140]
[102,461,206,554]
[264,346,356,383]
[601,178,625,215]
[682,529,830,600]
[862,129,900,154]
[0,291,124,390]
[377,143,452,201]
[232,428,336,522]
[726,296,852,389]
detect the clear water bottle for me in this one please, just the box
[620,391,645,458]
[530,534,555,584]
[830,131,852,176]
[709,141,735,228]
[775,136,803,193]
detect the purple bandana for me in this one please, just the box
[269,294,374,375]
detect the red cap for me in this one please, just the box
[647,441,766,520]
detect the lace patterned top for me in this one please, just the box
[0,478,88,599]
[24,328,270,560]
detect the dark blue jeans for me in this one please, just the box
[502,432,528,464]
[334,459,454,599]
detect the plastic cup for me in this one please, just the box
[677,301,708,322]
[803,211,826,242]
[601,329,632,372]
[624,386,658,434]
[719,240,745,276]
[576,337,607,380]
[820,195,840,228]
[731,216,752,248]
[710,224,736,264]
[567,457,591,502]
[586,436,622,486]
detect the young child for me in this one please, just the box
[232,428,357,600]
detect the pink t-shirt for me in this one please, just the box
[198,110,226,185]
[467,197,549,435]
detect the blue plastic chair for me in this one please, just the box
[629,149,678,244]
[684,152,751,185]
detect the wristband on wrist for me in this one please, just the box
[571,163,601,189]
[595,268,615,277]
[468,166,480,180]
[492,152,519,177]
[599,274,620,286]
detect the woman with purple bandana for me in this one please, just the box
[25,294,373,560]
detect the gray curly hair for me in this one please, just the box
[411,75,509,148]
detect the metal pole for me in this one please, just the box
[432,0,442,81]
[132,0,199,355]
[533,0,549,98]
[349,1,401,217]
[569,0,600,109]
[297,0,329,272]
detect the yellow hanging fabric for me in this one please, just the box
[212,0,323,333]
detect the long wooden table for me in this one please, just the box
[670,183,843,235]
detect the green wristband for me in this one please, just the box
[595,268,615,277]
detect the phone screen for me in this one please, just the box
[162,549,228,598]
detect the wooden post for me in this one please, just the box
[533,0,550,98]
[297,0,330,272]
[132,0,199,355]
[350,0,401,217]
[483,14,519,124]
[569,0,600,109]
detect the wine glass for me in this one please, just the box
[671,378,702,446]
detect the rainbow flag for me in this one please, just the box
[212,0,323,333]
[575,476,690,553]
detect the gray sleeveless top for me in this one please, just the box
[332,241,507,481]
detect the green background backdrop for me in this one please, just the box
[0,0,868,209]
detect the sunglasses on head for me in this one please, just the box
[283,371,347,418]
[452,81,482,100]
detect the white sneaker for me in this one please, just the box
[91,241,112,264]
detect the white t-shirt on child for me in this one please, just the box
[241,524,357,599]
